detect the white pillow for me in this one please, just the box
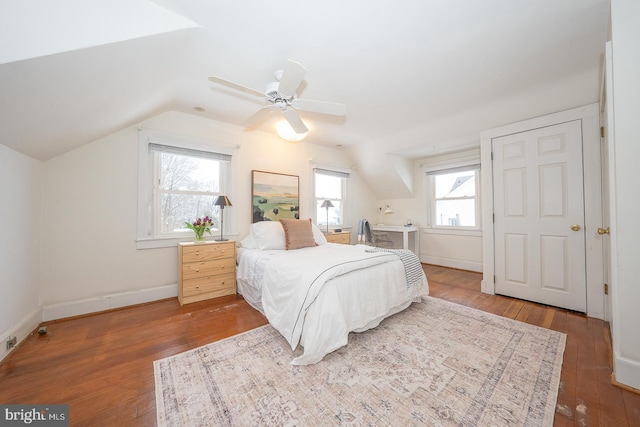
[248,220,328,249]
[239,234,257,249]
[250,221,286,250]
[311,223,327,245]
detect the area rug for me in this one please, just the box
[154,297,566,426]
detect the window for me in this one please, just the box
[427,166,480,228]
[137,134,232,248]
[314,168,349,228]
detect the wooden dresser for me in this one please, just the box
[178,240,236,305]
[324,230,351,245]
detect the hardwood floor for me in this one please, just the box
[1,264,638,426]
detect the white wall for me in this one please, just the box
[39,111,377,317]
[0,144,42,361]
[610,0,640,390]
[420,232,482,272]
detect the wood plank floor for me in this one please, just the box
[1,264,639,426]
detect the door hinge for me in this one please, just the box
[604,283,609,295]
[600,126,605,138]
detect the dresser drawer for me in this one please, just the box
[181,272,236,298]
[182,257,235,280]
[181,242,235,263]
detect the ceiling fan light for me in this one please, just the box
[276,120,308,142]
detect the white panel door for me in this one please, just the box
[493,120,587,312]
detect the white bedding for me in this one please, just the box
[236,243,429,365]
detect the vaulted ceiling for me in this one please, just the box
[0,0,609,198]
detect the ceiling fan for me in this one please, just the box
[208,60,346,135]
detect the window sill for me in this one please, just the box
[136,234,238,250]
[421,227,482,237]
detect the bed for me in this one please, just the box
[236,219,429,365]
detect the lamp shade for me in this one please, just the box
[276,120,309,142]
[213,195,232,207]
[384,205,393,214]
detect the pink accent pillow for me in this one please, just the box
[279,218,318,250]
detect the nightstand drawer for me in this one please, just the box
[181,242,235,263]
[325,232,351,244]
[178,240,237,305]
[181,272,236,298]
[182,257,235,280]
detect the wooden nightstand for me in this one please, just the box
[324,230,351,245]
[178,240,236,305]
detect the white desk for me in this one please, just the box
[371,225,419,254]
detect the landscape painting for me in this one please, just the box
[251,170,299,223]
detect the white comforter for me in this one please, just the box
[237,243,429,365]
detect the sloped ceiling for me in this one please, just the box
[0,0,609,199]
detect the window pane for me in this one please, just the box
[160,153,219,192]
[435,199,476,226]
[316,200,342,226]
[315,174,343,199]
[435,171,475,198]
[160,194,218,233]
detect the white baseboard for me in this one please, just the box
[420,255,482,273]
[0,306,42,364]
[41,284,178,322]
[614,355,640,390]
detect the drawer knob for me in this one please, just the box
[195,269,199,272]
[196,285,199,288]
[221,265,224,269]
[195,251,199,255]
[221,281,225,285]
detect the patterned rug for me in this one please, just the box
[154,297,565,426]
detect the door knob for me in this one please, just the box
[597,227,610,235]
[570,224,581,231]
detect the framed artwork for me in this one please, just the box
[251,170,300,223]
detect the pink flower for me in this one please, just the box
[185,216,215,239]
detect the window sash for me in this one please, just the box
[428,167,480,229]
[314,168,349,227]
[151,145,229,238]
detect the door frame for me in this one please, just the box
[599,41,616,324]
[480,103,605,320]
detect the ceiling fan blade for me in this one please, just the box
[281,108,309,134]
[208,76,264,98]
[277,60,307,97]
[243,105,275,129]
[291,98,346,116]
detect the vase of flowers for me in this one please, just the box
[185,216,214,243]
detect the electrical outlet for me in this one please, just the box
[6,336,17,350]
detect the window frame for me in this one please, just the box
[426,164,481,231]
[313,167,350,229]
[137,131,235,249]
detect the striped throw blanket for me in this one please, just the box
[365,247,424,290]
